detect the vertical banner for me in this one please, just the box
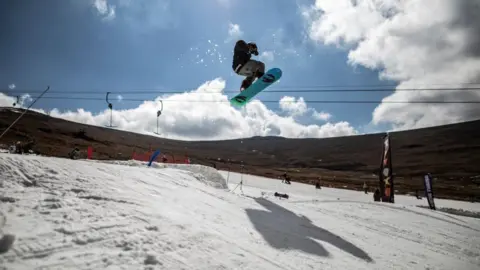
[423,174,436,210]
[379,133,395,203]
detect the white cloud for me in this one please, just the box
[87,0,180,29]
[8,84,15,90]
[0,93,31,107]
[225,23,243,43]
[312,111,332,121]
[5,79,357,140]
[279,96,333,123]
[0,93,16,107]
[92,0,116,21]
[20,94,33,106]
[279,96,308,116]
[304,0,480,130]
[259,51,275,62]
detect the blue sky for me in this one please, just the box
[4,0,469,140]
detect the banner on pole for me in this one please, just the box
[423,174,436,210]
[379,133,394,203]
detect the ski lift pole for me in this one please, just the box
[231,163,245,194]
[156,100,163,134]
[0,86,50,140]
[240,163,244,187]
[106,92,113,127]
[226,159,231,185]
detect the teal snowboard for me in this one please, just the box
[230,68,282,107]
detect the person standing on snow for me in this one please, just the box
[232,40,265,91]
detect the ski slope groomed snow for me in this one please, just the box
[1,153,479,270]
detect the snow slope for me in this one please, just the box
[221,171,480,212]
[0,154,479,270]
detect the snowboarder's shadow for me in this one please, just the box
[245,197,373,262]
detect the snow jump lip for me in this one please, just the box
[90,159,229,190]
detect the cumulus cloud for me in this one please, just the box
[2,79,357,140]
[0,93,32,107]
[91,0,178,30]
[225,23,243,43]
[92,0,116,21]
[0,93,16,107]
[313,111,332,121]
[259,51,275,62]
[304,0,480,130]
[8,84,15,90]
[279,96,308,116]
[279,96,334,122]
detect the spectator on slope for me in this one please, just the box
[415,189,422,199]
[14,141,22,154]
[68,147,80,160]
[373,188,381,202]
[282,172,291,185]
[363,182,369,194]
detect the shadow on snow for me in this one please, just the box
[245,197,373,262]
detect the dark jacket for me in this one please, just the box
[232,40,252,71]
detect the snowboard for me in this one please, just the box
[230,68,282,107]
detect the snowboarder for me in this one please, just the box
[232,40,265,91]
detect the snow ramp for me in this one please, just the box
[0,153,242,269]
[90,159,228,189]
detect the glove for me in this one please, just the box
[248,42,258,55]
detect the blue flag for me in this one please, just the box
[148,150,161,167]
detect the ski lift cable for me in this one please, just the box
[15,95,480,104]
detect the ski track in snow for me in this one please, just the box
[0,153,479,270]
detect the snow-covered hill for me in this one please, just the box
[0,153,479,269]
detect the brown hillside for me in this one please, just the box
[1,107,479,202]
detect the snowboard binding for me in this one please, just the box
[240,69,265,92]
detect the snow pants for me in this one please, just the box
[235,60,265,78]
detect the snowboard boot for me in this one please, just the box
[240,77,254,91]
[247,69,264,87]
